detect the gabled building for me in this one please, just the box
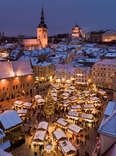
[0,59,34,102]
[0,110,24,145]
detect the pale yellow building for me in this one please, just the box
[23,8,48,50]
[91,59,116,89]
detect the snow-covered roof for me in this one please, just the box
[0,140,11,151]
[17,109,27,114]
[0,59,33,79]
[93,59,116,68]
[98,110,116,137]
[81,113,93,120]
[53,129,66,140]
[37,99,45,104]
[0,110,22,130]
[0,129,5,139]
[104,101,116,116]
[12,59,33,76]
[23,102,32,108]
[59,140,76,155]
[33,130,46,141]
[68,111,79,117]
[38,121,48,130]
[105,53,116,58]
[14,100,23,106]
[0,148,12,156]
[71,105,81,109]
[9,49,20,60]
[3,43,15,49]
[104,30,116,35]
[56,118,68,127]
[34,95,42,99]
[84,104,94,109]
[68,124,83,134]
[62,93,69,97]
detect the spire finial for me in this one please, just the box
[38,7,47,28]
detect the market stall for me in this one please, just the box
[53,129,67,142]
[38,121,49,131]
[56,118,68,129]
[59,140,77,156]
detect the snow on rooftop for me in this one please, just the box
[23,102,32,108]
[98,110,116,138]
[59,140,76,155]
[68,111,79,117]
[38,121,48,130]
[93,59,116,68]
[0,59,33,79]
[56,118,68,127]
[53,129,66,140]
[0,110,22,130]
[68,124,83,134]
[71,105,81,109]
[0,129,5,139]
[17,109,27,114]
[33,130,46,141]
[81,113,93,120]
[104,101,116,116]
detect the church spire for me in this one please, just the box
[38,8,47,28]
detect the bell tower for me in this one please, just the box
[37,8,48,48]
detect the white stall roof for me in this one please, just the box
[84,104,94,109]
[83,90,90,94]
[71,105,81,109]
[90,97,99,101]
[69,86,75,90]
[33,130,46,141]
[68,124,83,134]
[38,121,48,130]
[17,109,27,114]
[52,93,57,97]
[56,118,68,127]
[53,129,66,140]
[37,99,45,103]
[0,110,22,130]
[14,100,23,106]
[35,95,42,99]
[23,102,32,108]
[81,113,93,120]
[59,140,76,155]
[68,111,79,117]
[70,96,77,101]
[62,92,69,97]
[63,100,70,105]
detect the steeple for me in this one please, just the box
[38,8,47,28]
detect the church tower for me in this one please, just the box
[37,8,48,48]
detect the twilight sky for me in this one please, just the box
[0,0,116,36]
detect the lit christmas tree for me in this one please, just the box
[44,90,55,120]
